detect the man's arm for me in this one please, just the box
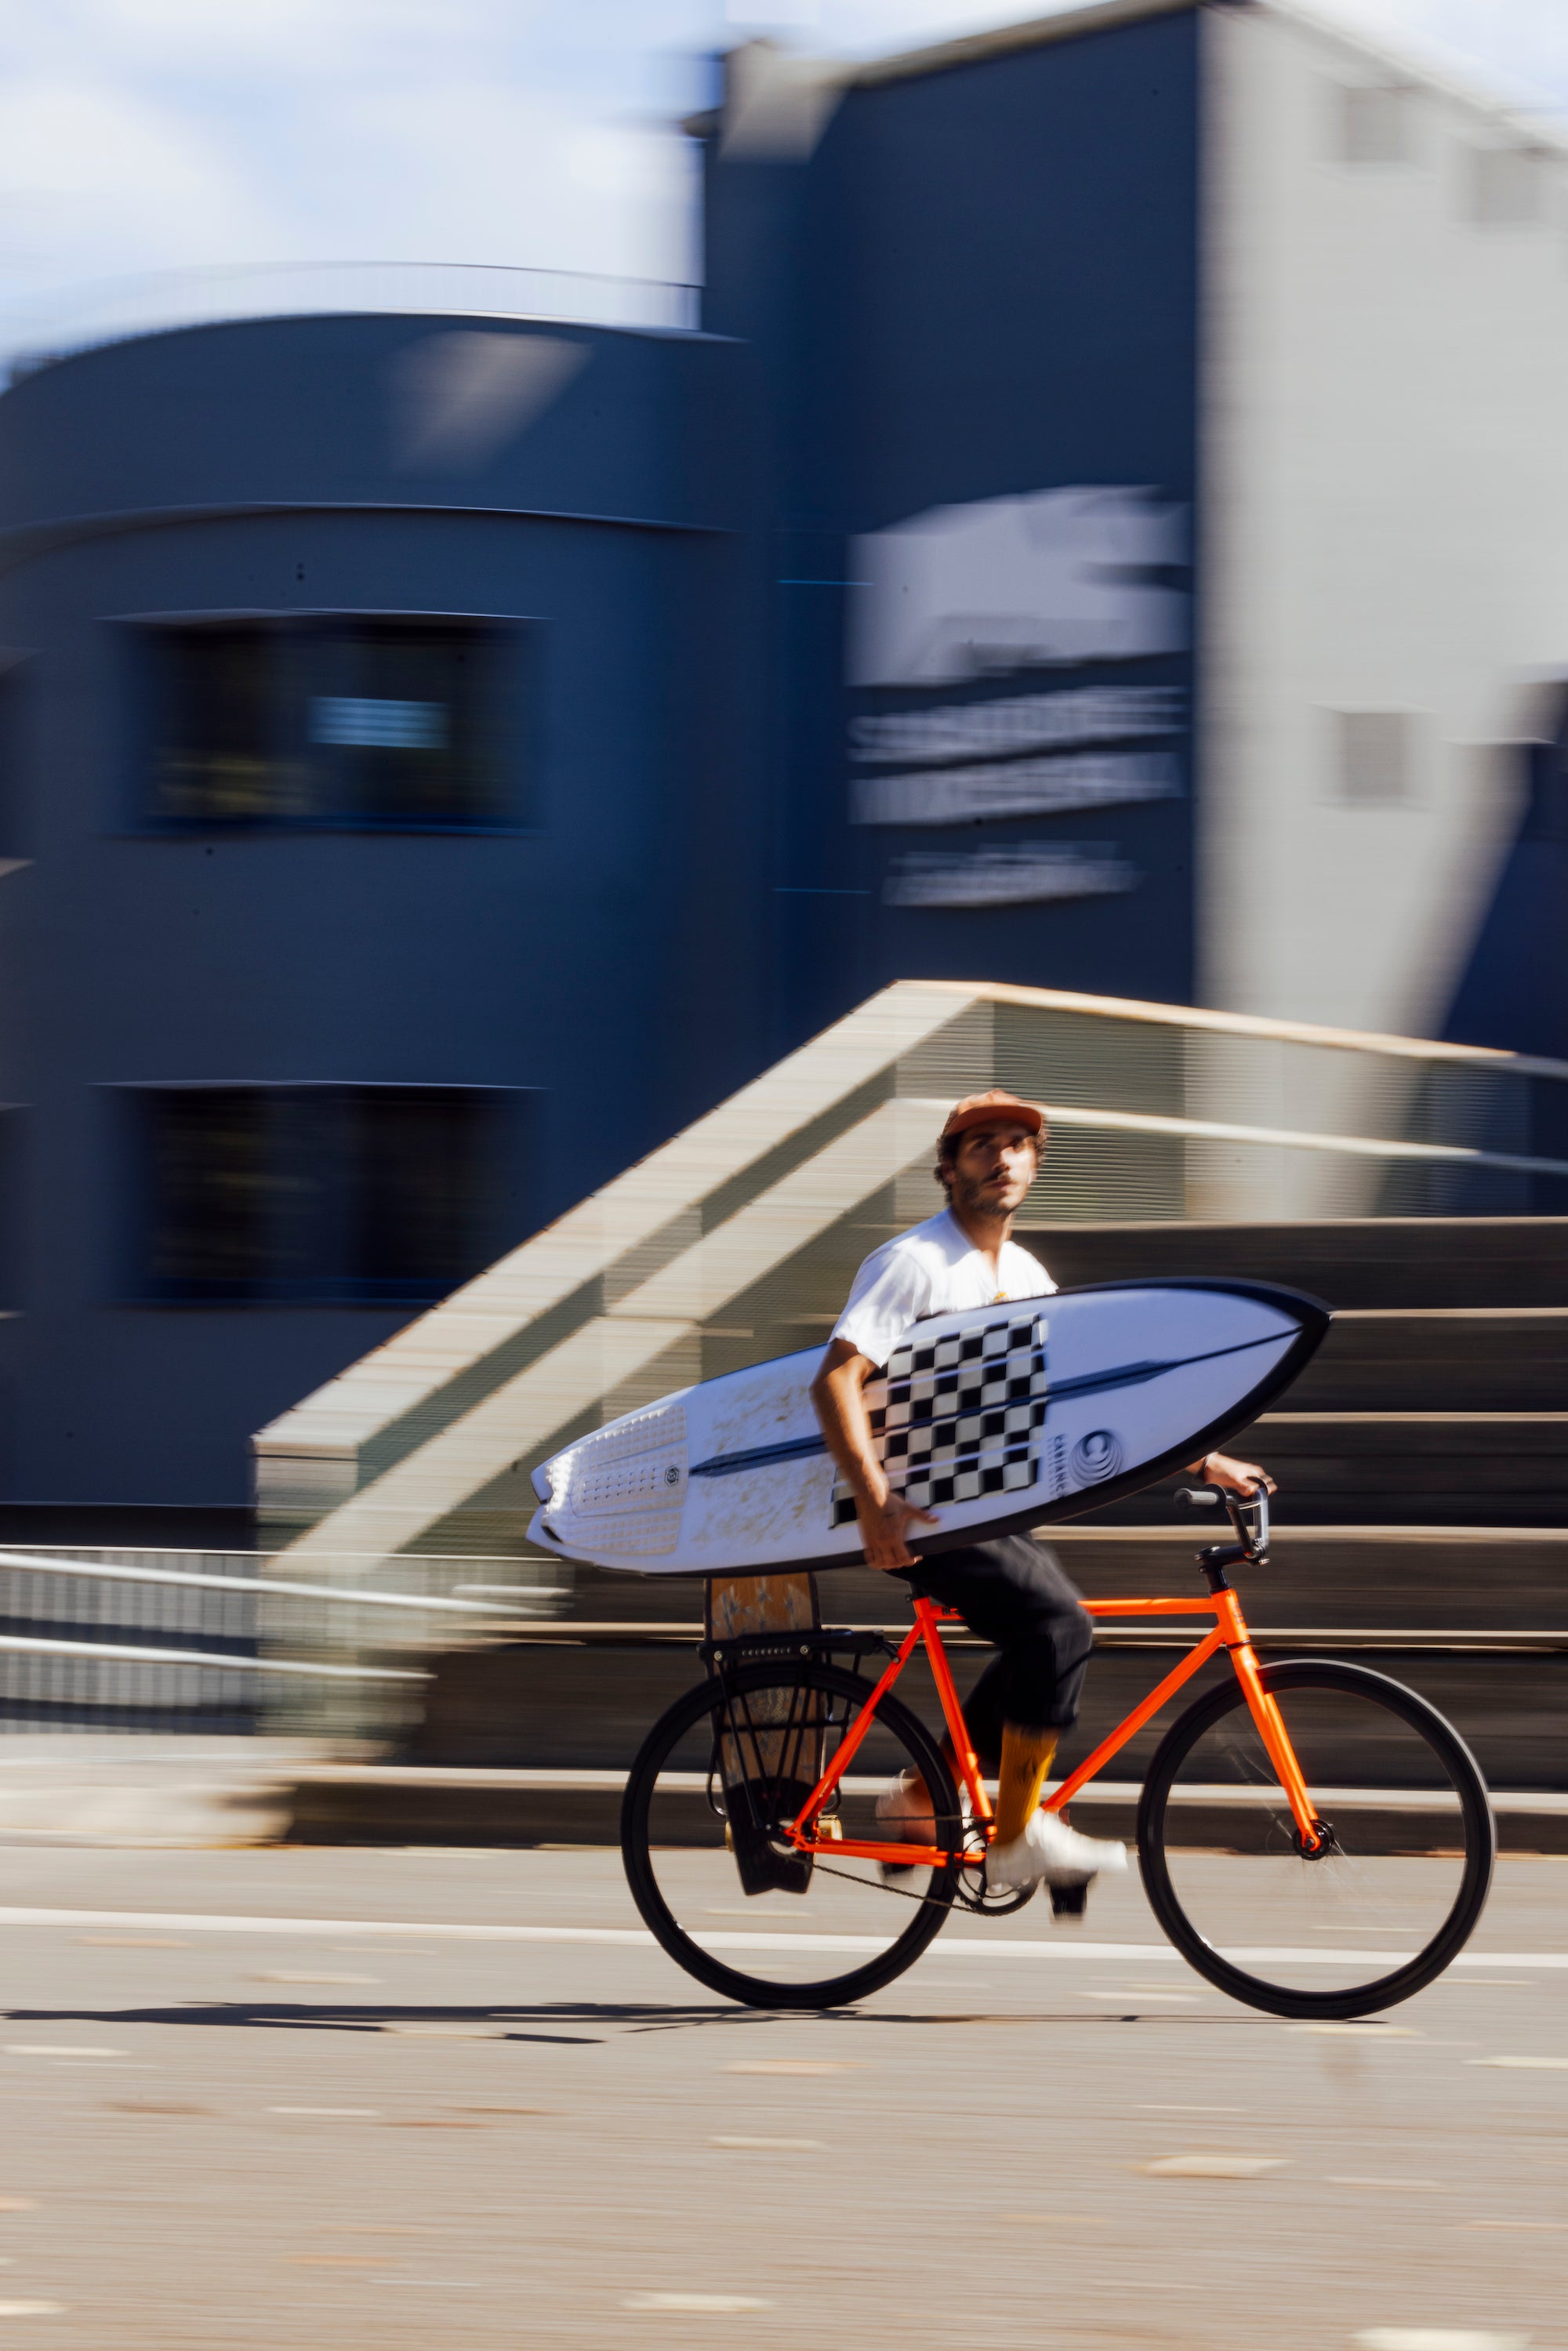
[810,1337,938,1573]
[1189,1449,1276,1496]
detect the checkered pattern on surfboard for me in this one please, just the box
[831,1312,1047,1526]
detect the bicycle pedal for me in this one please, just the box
[1049,1878,1090,1920]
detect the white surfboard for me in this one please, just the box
[526,1279,1328,1576]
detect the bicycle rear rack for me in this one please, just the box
[698,1627,892,1673]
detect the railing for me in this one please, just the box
[2,259,701,383]
[0,1547,561,1737]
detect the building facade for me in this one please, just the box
[0,314,766,1518]
[1,0,1566,1519]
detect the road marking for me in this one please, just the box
[1468,2055,1568,2070]
[1136,2154,1287,2179]
[0,1905,1563,1970]
[710,2135,824,2150]
[107,2102,210,2117]
[724,2060,861,2076]
[3,2045,125,2058]
[623,2295,773,2314]
[0,2303,64,2318]
[1073,1988,1198,2001]
[77,1937,187,1948]
[380,2025,509,2040]
[267,2116,380,2135]
[1330,2177,1446,2192]
[1356,2334,1530,2350]
[254,1972,382,1985]
[289,2255,392,2269]
[1002,2211,1109,2224]
[1287,2023,1422,2037]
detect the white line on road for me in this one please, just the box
[0,1904,1563,1970]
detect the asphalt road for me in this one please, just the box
[0,1841,1560,2349]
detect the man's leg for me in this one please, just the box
[909,1536,1120,1892]
[915,1534,1094,1750]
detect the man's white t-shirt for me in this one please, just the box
[830,1207,1056,1370]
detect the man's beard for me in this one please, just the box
[951,1169,1023,1221]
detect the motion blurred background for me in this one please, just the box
[0,0,1566,1799]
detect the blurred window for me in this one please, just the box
[1333,711,1414,806]
[132,1086,510,1303]
[1337,84,1410,165]
[1468,146,1543,227]
[143,617,525,830]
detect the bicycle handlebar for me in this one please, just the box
[1176,1478,1270,1562]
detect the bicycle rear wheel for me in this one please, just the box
[1137,1660,1494,2019]
[622,1659,963,2009]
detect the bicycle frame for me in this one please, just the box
[784,1583,1323,1868]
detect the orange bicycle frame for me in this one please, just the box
[786,1587,1323,1867]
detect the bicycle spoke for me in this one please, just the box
[1140,1660,1493,2017]
[623,1660,962,2008]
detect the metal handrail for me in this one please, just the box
[470,1619,1568,1653]
[1039,1100,1568,1181]
[0,1632,424,1681]
[0,1547,525,1615]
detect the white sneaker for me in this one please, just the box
[986,1809,1129,1896]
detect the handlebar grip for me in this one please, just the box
[1175,1486,1221,1507]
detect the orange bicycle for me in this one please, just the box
[621,1484,1495,2019]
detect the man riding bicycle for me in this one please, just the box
[811,1089,1276,1898]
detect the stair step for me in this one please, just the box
[1298,1308,1568,1411]
[1034,1218,1568,1308]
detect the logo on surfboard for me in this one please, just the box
[1070,1428,1123,1484]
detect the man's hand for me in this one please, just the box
[856,1491,940,1573]
[1192,1449,1276,1497]
[811,1340,944,1573]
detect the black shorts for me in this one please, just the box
[898,1533,1094,1758]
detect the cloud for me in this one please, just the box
[1305,0,1568,114]
[0,78,279,278]
[0,0,1559,365]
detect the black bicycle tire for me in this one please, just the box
[1136,1658,1495,2020]
[621,1660,963,2011]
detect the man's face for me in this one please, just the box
[949,1120,1040,1218]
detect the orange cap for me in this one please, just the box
[938,1088,1046,1145]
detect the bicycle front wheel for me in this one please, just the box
[1138,1660,1494,2019]
[622,1660,963,2010]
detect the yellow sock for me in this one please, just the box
[994,1723,1059,1845]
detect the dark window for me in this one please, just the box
[142,617,525,830]
[131,1087,511,1303]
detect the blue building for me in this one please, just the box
[0,312,769,1525]
[2,0,1565,1526]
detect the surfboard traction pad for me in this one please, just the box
[833,1312,1047,1526]
[705,1569,822,1898]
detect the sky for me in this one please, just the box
[0,0,1564,346]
